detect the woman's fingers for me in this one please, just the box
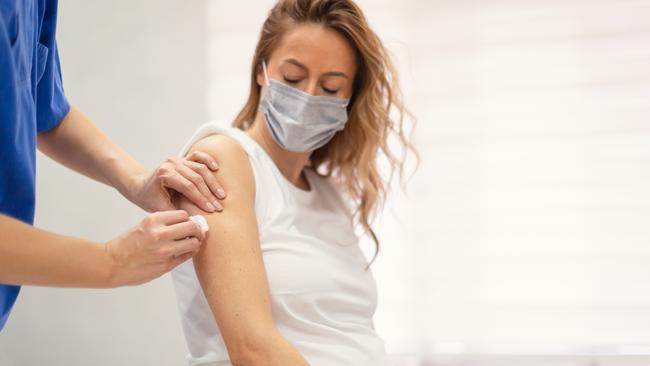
[184,159,226,200]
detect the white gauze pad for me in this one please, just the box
[189,215,209,234]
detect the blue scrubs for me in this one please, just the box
[0,0,70,330]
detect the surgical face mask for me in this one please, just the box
[259,60,350,152]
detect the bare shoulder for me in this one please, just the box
[188,133,249,169]
[181,133,256,211]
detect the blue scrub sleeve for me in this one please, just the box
[36,40,70,133]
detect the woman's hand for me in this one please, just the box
[127,151,227,213]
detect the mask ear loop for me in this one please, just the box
[262,60,270,86]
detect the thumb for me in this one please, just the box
[153,188,178,212]
[157,198,176,211]
[146,195,176,212]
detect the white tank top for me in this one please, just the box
[172,122,388,366]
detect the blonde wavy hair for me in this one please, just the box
[233,0,417,267]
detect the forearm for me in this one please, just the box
[37,106,146,200]
[0,215,114,288]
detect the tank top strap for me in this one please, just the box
[178,121,264,160]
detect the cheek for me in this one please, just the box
[342,83,355,99]
[342,72,358,99]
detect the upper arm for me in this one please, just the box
[176,134,277,355]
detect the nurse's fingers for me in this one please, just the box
[171,237,202,258]
[161,171,217,213]
[186,150,219,171]
[175,163,223,211]
[184,159,226,200]
[151,210,190,226]
[168,251,197,270]
[162,219,205,242]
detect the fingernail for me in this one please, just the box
[214,201,224,211]
[217,188,226,198]
[211,162,219,170]
[206,202,216,212]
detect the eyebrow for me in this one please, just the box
[283,58,349,79]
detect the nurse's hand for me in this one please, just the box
[128,151,226,213]
[105,210,204,286]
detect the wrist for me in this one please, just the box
[117,168,149,207]
[101,239,122,288]
[103,153,148,204]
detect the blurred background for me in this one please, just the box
[1,0,650,365]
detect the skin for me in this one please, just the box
[0,105,225,288]
[177,24,357,365]
[38,107,227,212]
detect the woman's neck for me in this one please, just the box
[245,113,312,190]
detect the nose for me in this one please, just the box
[304,79,319,96]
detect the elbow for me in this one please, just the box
[223,325,308,365]
[230,349,264,366]
[227,328,280,365]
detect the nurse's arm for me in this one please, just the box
[177,135,310,366]
[0,210,203,288]
[0,214,112,287]
[36,106,226,213]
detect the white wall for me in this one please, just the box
[0,1,207,365]
[363,0,650,360]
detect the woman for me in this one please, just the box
[172,0,415,364]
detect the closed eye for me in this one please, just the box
[283,77,301,84]
[283,77,339,95]
[322,86,339,95]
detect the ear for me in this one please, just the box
[255,63,265,88]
